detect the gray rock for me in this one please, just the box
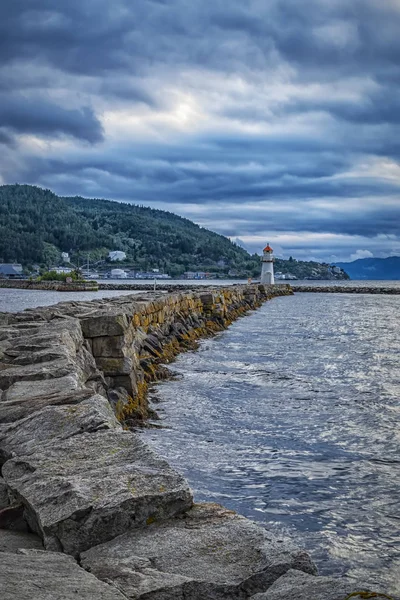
[80,312,130,338]
[0,395,120,463]
[1,318,84,354]
[0,549,126,600]
[0,317,106,422]
[92,335,126,358]
[0,529,43,552]
[96,356,135,376]
[3,430,193,555]
[0,374,95,422]
[0,356,85,389]
[0,476,9,508]
[4,346,71,365]
[81,503,316,600]
[0,503,29,531]
[250,569,389,600]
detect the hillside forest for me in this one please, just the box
[0,184,349,280]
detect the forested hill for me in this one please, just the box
[0,184,253,275]
[0,184,349,279]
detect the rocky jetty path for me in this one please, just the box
[0,285,395,599]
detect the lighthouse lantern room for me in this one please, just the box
[260,243,275,285]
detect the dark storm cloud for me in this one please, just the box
[0,129,16,147]
[277,89,400,127]
[0,94,103,143]
[1,0,397,79]
[1,0,400,260]
[97,80,156,106]
[225,93,400,131]
[209,204,400,239]
[11,137,398,211]
[0,1,135,74]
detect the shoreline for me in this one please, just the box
[292,284,400,294]
[0,279,98,291]
[1,278,400,295]
[0,285,395,599]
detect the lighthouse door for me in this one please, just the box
[264,272,272,284]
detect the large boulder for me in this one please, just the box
[250,569,394,600]
[0,395,120,463]
[79,312,131,338]
[0,356,89,390]
[0,529,43,553]
[0,318,83,355]
[0,375,95,423]
[1,549,126,600]
[81,503,316,600]
[3,430,193,555]
[0,318,106,423]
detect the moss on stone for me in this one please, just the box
[100,285,292,425]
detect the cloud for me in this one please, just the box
[349,249,374,261]
[0,128,15,147]
[1,0,400,261]
[0,94,103,143]
[231,238,249,251]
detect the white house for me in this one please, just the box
[52,267,73,275]
[110,268,127,279]
[61,252,70,263]
[108,251,126,262]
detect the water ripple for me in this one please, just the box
[142,294,400,594]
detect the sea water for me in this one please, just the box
[2,279,400,314]
[142,293,400,593]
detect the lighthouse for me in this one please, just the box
[260,243,275,284]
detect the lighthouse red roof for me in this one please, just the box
[263,244,273,252]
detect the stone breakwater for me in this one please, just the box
[99,282,245,291]
[0,279,99,291]
[292,285,400,294]
[0,285,395,600]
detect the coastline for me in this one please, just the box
[0,285,395,599]
[2,278,400,295]
[292,284,400,294]
[0,279,99,292]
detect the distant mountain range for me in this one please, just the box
[336,256,400,280]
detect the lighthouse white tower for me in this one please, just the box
[260,243,275,284]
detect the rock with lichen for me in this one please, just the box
[1,549,126,600]
[3,430,193,555]
[249,569,396,600]
[81,503,317,600]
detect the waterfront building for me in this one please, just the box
[0,263,23,279]
[51,267,73,275]
[135,271,171,279]
[260,244,275,284]
[110,268,128,279]
[183,271,208,279]
[275,271,298,281]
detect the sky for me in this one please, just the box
[1,1,400,262]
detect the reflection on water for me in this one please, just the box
[142,293,400,594]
